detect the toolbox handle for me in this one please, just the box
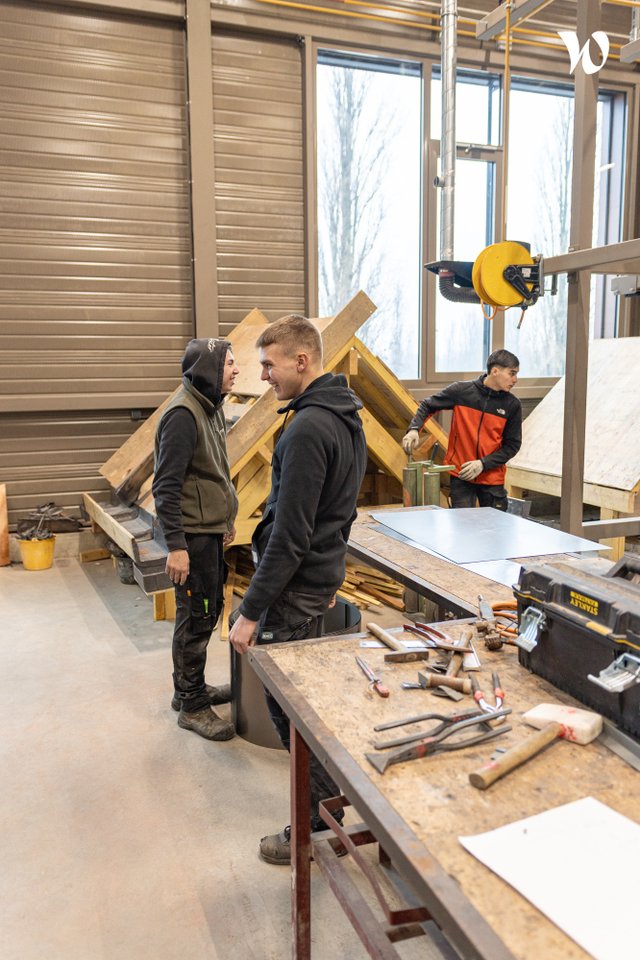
[605,553,640,583]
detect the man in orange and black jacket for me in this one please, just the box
[402,349,521,512]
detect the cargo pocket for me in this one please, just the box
[188,572,215,634]
[259,617,312,645]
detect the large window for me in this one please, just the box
[316,51,422,378]
[505,81,625,377]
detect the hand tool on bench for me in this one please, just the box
[468,702,603,790]
[428,626,474,700]
[365,621,430,664]
[372,708,485,750]
[470,673,506,723]
[355,655,390,698]
[366,708,512,774]
[402,623,471,655]
[476,596,518,650]
[401,671,472,694]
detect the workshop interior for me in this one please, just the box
[2,0,640,959]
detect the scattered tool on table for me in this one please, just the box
[365,620,432,664]
[355,655,390,698]
[372,708,485,750]
[366,709,512,774]
[470,673,506,723]
[476,596,518,650]
[402,671,472,695]
[468,702,603,790]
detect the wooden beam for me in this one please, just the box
[353,338,448,448]
[506,466,636,513]
[359,408,406,483]
[153,588,176,622]
[237,463,271,519]
[83,494,136,561]
[233,517,260,545]
[598,507,625,562]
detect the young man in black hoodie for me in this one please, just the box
[153,338,239,741]
[402,349,521,511]
[229,314,367,864]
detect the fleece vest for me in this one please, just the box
[158,385,238,533]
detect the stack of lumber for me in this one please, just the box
[82,290,448,596]
[228,549,403,613]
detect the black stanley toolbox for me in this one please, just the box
[513,554,640,740]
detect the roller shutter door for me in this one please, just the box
[212,30,305,334]
[0,1,192,411]
[0,1,191,521]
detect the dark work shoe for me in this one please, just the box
[177,706,235,741]
[258,825,347,865]
[171,683,232,712]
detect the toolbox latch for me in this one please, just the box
[587,653,640,694]
[516,606,547,652]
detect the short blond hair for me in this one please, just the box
[256,314,323,362]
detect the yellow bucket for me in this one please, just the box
[18,536,56,571]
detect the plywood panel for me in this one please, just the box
[509,338,640,493]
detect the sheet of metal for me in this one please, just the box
[370,507,608,564]
[460,559,524,589]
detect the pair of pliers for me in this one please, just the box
[372,707,486,750]
[365,708,512,774]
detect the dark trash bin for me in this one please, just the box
[231,597,362,749]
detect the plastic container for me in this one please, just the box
[18,536,56,570]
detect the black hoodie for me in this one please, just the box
[239,372,367,622]
[153,338,238,550]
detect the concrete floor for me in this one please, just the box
[1,556,446,960]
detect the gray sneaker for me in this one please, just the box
[171,683,232,712]
[177,706,235,741]
[259,825,347,865]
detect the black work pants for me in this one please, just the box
[257,589,343,831]
[172,533,225,713]
[450,475,508,512]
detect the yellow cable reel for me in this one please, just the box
[472,241,535,309]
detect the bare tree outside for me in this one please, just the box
[317,62,421,377]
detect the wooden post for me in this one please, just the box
[0,484,9,566]
[153,589,176,622]
[600,507,625,561]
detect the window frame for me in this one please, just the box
[309,41,636,399]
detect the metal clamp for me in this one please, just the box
[588,653,640,694]
[515,606,546,652]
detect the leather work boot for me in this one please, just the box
[259,825,347,865]
[171,683,232,712]
[177,706,235,741]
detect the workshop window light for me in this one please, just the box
[505,81,626,375]
[316,49,423,379]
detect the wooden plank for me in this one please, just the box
[0,484,9,567]
[599,507,625,562]
[505,466,636,513]
[233,516,260,545]
[83,494,136,561]
[153,588,176,622]
[80,548,111,563]
[99,392,177,490]
[227,307,270,397]
[359,408,405,483]
[236,462,271,519]
[315,291,377,368]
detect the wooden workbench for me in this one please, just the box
[249,623,640,960]
[347,509,606,618]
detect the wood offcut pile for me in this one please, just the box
[227,549,404,616]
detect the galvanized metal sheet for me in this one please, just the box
[460,559,525,589]
[371,507,607,564]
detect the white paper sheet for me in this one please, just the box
[460,797,640,960]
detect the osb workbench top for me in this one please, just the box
[250,622,639,960]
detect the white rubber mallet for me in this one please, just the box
[469,702,603,790]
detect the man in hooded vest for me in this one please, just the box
[153,338,239,741]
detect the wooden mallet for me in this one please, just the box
[468,702,603,790]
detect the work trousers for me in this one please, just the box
[172,533,225,713]
[257,589,343,831]
[450,475,508,512]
